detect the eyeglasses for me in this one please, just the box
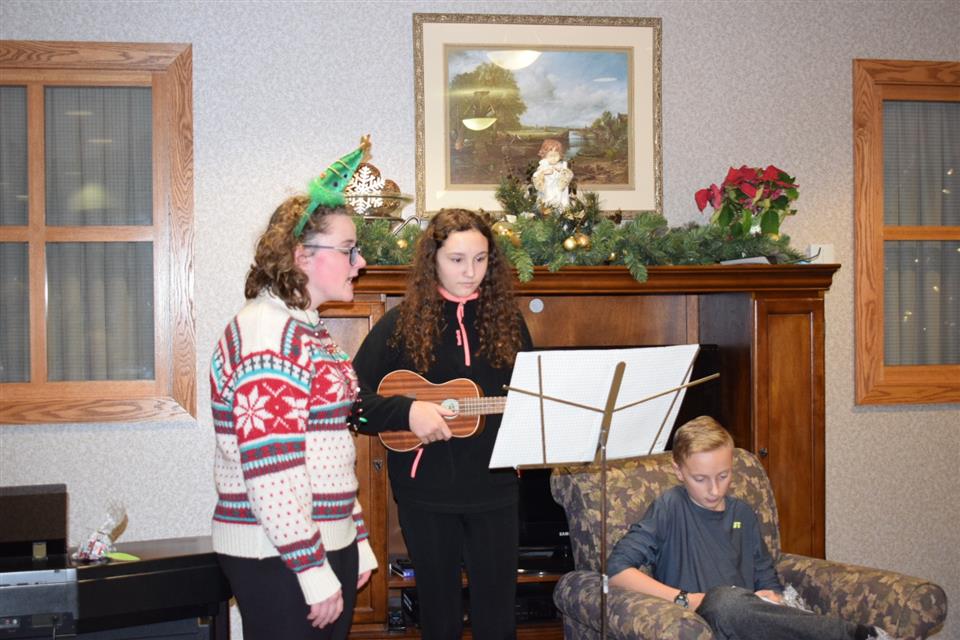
[302,244,362,266]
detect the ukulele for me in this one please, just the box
[376,370,506,452]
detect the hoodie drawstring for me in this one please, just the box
[409,287,479,479]
[437,286,479,367]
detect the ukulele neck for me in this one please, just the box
[458,396,507,416]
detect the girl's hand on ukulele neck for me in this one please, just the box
[409,400,455,444]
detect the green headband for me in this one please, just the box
[293,135,371,238]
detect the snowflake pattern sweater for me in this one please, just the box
[210,292,377,604]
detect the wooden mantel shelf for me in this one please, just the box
[353,264,841,296]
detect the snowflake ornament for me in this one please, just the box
[345,164,385,214]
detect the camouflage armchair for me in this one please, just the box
[550,445,947,640]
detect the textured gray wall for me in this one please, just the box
[1,1,958,637]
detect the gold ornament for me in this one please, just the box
[608,252,618,262]
[563,236,577,251]
[491,219,522,247]
[396,238,408,250]
[574,232,591,250]
[491,220,512,237]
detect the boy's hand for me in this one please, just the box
[689,592,706,611]
[755,589,782,604]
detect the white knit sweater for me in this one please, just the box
[210,293,377,604]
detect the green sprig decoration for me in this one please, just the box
[354,217,417,265]
[495,176,538,217]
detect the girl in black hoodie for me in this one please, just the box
[353,208,532,639]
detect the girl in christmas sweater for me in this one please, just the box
[210,195,376,639]
[353,208,533,639]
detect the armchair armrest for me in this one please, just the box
[553,570,714,640]
[778,553,947,639]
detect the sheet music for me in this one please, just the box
[489,345,700,468]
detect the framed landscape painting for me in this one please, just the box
[414,13,662,217]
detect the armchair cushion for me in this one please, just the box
[778,553,947,639]
[550,443,947,639]
[554,570,713,640]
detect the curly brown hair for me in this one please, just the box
[244,194,352,309]
[393,208,524,373]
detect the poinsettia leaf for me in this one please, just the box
[761,210,780,234]
[741,211,754,236]
[718,203,733,228]
[773,195,789,207]
[779,172,796,186]
[695,188,710,211]
[785,187,799,200]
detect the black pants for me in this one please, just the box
[698,585,869,640]
[398,502,518,640]
[217,540,359,640]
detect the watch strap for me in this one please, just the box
[673,589,689,608]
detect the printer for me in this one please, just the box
[0,484,77,638]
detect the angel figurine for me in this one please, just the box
[531,138,574,212]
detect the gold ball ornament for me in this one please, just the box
[509,230,522,248]
[396,238,408,250]
[574,232,591,250]
[608,252,618,262]
[491,221,512,237]
[562,236,578,251]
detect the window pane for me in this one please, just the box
[883,101,960,226]
[0,86,28,226]
[46,242,155,380]
[0,242,30,381]
[884,241,960,365]
[44,87,152,226]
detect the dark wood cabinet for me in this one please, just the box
[320,264,838,637]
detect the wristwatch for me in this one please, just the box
[673,589,689,608]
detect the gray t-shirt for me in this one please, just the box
[606,485,781,594]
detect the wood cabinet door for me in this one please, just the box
[753,295,826,558]
[319,300,390,624]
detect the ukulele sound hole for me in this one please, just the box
[441,399,460,417]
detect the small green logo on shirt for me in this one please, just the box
[732,521,742,529]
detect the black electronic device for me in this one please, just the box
[401,583,559,627]
[517,467,571,551]
[0,484,76,638]
[514,582,562,623]
[0,484,68,559]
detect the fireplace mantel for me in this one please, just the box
[353,264,840,295]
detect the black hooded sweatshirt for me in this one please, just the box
[352,299,532,512]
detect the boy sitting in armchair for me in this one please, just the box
[607,417,899,640]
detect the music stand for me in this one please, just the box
[490,345,718,639]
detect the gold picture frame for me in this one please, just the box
[414,13,662,218]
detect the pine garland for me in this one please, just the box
[353,179,804,283]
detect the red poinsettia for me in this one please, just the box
[695,165,798,237]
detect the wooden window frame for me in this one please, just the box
[0,41,195,423]
[853,59,960,404]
